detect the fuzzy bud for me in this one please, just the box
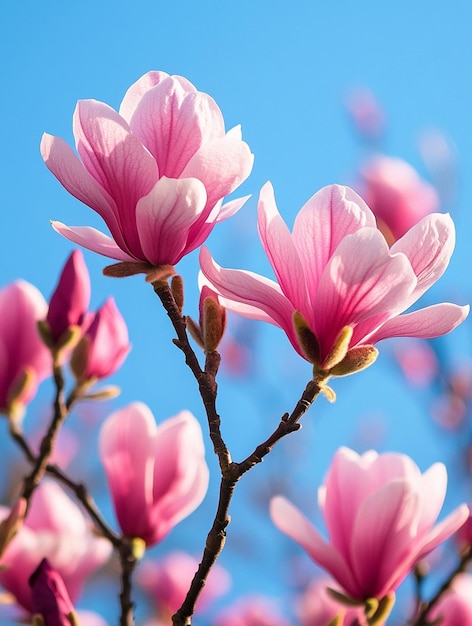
[293,311,320,364]
[200,287,226,353]
[329,345,379,377]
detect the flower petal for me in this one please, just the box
[119,71,170,123]
[50,222,136,262]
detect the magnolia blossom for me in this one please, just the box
[428,573,472,625]
[270,447,469,602]
[29,559,76,626]
[200,183,468,372]
[136,551,230,616]
[70,297,130,382]
[46,249,91,345]
[214,596,294,626]
[296,578,366,626]
[99,402,209,546]
[359,155,439,244]
[0,481,111,615]
[0,281,51,417]
[41,71,254,275]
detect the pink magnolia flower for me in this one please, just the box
[136,551,230,616]
[0,281,51,418]
[214,596,294,626]
[428,573,472,625]
[46,250,91,345]
[70,297,130,382]
[29,558,76,626]
[41,71,254,276]
[200,183,468,373]
[270,447,469,602]
[99,402,209,546]
[0,481,111,615]
[297,578,366,626]
[359,155,439,244]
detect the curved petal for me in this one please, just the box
[74,99,158,255]
[128,76,225,177]
[314,229,416,360]
[182,135,254,211]
[292,185,377,300]
[270,496,355,596]
[199,247,297,343]
[366,303,470,344]
[216,194,252,222]
[417,463,447,535]
[257,182,309,315]
[50,222,136,262]
[119,70,170,123]
[135,176,207,265]
[391,213,456,304]
[99,402,156,539]
[417,504,470,559]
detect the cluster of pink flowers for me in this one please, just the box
[0,69,470,624]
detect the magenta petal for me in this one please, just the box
[366,302,470,344]
[292,184,377,300]
[99,402,156,538]
[257,182,309,315]
[50,222,136,262]
[270,497,354,595]
[135,176,207,265]
[119,70,170,123]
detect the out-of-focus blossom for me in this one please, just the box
[70,297,130,383]
[29,558,76,626]
[0,481,111,614]
[213,596,294,626]
[136,551,230,618]
[456,506,472,551]
[271,447,469,603]
[345,87,385,142]
[41,71,254,277]
[428,574,472,625]
[77,611,109,626]
[359,155,439,244]
[99,403,209,547]
[297,578,365,626]
[393,338,439,387]
[187,285,227,353]
[200,183,468,375]
[44,250,91,350]
[0,281,51,419]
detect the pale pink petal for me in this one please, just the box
[199,247,296,342]
[50,222,136,262]
[417,504,470,558]
[270,496,354,595]
[74,99,158,255]
[314,229,416,360]
[257,182,309,315]
[366,303,470,344]
[350,480,422,598]
[391,213,456,303]
[128,77,224,177]
[292,185,377,300]
[119,71,170,123]
[99,403,156,538]
[135,176,207,265]
[25,482,87,535]
[41,133,128,251]
[216,195,252,223]
[182,136,254,211]
[417,463,447,535]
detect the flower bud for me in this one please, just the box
[29,558,79,626]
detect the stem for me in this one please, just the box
[412,545,472,625]
[153,281,326,626]
[118,541,138,626]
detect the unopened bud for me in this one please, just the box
[171,275,184,313]
[186,316,204,348]
[202,295,226,353]
[293,311,320,364]
[329,345,378,377]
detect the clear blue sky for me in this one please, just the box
[1,2,472,624]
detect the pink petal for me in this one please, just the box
[366,303,470,344]
[128,76,224,178]
[270,496,354,595]
[50,222,136,262]
[99,402,156,538]
[216,195,252,222]
[257,182,309,314]
[199,247,296,339]
[135,176,207,265]
[292,185,377,300]
[41,133,129,252]
[417,504,470,558]
[417,463,447,535]
[74,99,158,255]
[182,136,254,211]
[119,71,170,123]
[314,229,416,358]
[391,213,456,303]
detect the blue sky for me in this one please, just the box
[1,1,472,624]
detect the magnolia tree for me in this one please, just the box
[0,71,471,626]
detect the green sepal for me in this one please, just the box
[329,345,378,377]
